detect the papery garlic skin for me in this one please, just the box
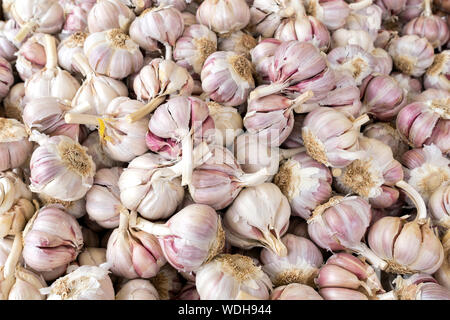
[345,4,382,40]
[88,0,135,33]
[201,51,255,107]
[388,35,434,77]
[218,31,257,59]
[39,194,86,219]
[391,72,422,102]
[223,183,290,256]
[392,273,450,300]
[86,167,124,229]
[15,33,47,82]
[23,205,84,272]
[174,24,218,75]
[271,283,323,300]
[197,0,250,34]
[207,102,243,147]
[368,216,444,274]
[59,0,95,38]
[42,265,114,300]
[363,122,409,161]
[274,152,332,219]
[0,118,34,172]
[196,254,272,300]
[3,83,26,121]
[331,29,374,52]
[424,51,450,91]
[82,132,121,170]
[78,248,107,267]
[429,183,450,228]
[57,32,87,74]
[116,279,159,300]
[29,134,95,201]
[435,232,450,289]
[0,237,13,267]
[0,20,20,62]
[250,38,281,84]
[8,267,47,300]
[260,234,323,287]
[84,29,144,80]
[0,56,13,99]
[401,144,450,204]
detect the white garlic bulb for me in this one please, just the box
[115,279,159,300]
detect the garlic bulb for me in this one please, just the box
[12,0,64,42]
[399,0,424,21]
[223,183,290,256]
[207,101,243,147]
[271,283,323,300]
[0,118,34,172]
[42,265,115,300]
[363,122,409,161]
[282,114,304,148]
[3,83,26,121]
[376,0,407,17]
[29,133,95,201]
[59,0,95,38]
[201,51,255,107]
[86,167,124,229]
[331,28,374,52]
[57,32,87,74]
[218,31,257,59]
[429,183,450,229]
[149,264,183,299]
[391,72,423,102]
[78,248,107,267]
[390,273,450,300]
[435,232,450,289]
[106,210,166,279]
[24,35,80,103]
[316,252,384,300]
[38,194,86,219]
[8,266,47,300]
[82,132,121,170]
[250,38,281,84]
[116,279,159,300]
[0,20,20,62]
[388,35,434,77]
[301,107,368,168]
[260,234,323,287]
[174,24,218,75]
[129,6,184,59]
[401,144,450,204]
[273,151,332,219]
[23,205,84,272]
[424,51,450,91]
[132,204,225,273]
[84,29,144,79]
[196,254,272,300]
[15,33,46,81]
[197,0,250,34]
[87,0,135,33]
[345,4,382,40]
[0,56,13,99]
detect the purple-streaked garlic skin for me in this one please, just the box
[361,75,407,121]
[282,114,304,149]
[23,205,84,272]
[0,56,13,99]
[11,0,65,35]
[59,0,95,38]
[174,24,217,75]
[0,118,34,172]
[195,253,272,300]
[149,204,225,273]
[208,102,243,147]
[0,20,20,62]
[316,252,384,300]
[106,212,166,279]
[118,154,184,220]
[391,72,423,102]
[345,4,383,40]
[116,279,159,300]
[223,183,290,255]
[371,48,393,75]
[327,44,376,86]
[399,0,424,21]
[86,167,124,229]
[154,0,186,11]
[84,29,144,80]
[129,6,184,55]
[401,144,450,204]
[201,51,255,107]
[331,29,374,52]
[57,32,87,74]
[15,33,47,81]
[363,122,409,161]
[396,93,450,155]
[196,0,250,34]
[388,35,435,77]
[250,38,281,84]
[301,107,365,168]
[393,273,450,300]
[38,193,86,219]
[82,132,121,170]
[181,11,198,27]
[218,31,257,59]
[260,234,323,286]
[376,0,407,17]
[133,58,194,102]
[429,183,450,228]
[435,232,450,289]
[368,216,444,274]
[22,97,87,141]
[274,151,332,219]
[271,283,323,300]
[147,96,214,160]
[374,29,398,49]
[29,134,96,201]
[274,15,331,52]
[424,51,450,91]
[307,196,372,251]
[306,0,353,31]
[87,0,135,33]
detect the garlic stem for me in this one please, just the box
[73,53,93,77]
[133,218,172,237]
[352,242,388,271]
[248,83,289,101]
[14,21,37,42]
[263,230,287,257]
[44,35,58,70]
[423,0,432,17]
[181,132,194,186]
[348,0,373,11]
[352,114,370,129]
[126,96,166,123]
[118,209,130,232]
[279,147,306,160]
[237,167,270,186]
[3,233,22,278]
[65,113,100,126]
[395,180,428,223]
[376,291,397,300]
[291,90,314,114]
[332,168,342,177]
[164,43,173,61]
[167,142,212,177]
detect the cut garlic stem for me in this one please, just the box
[126,95,166,123]
[376,291,397,300]
[279,147,306,160]
[423,0,432,16]
[351,242,388,271]
[248,82,289,101]
[133,218,172,237]
[4,233,22,278]
[332,168,342,177]
[73,53,92,77]
[118,208,130,232]
[164,43,172,61]
[263,230,287,257]
[14,21,37,42]
[352,114,370,129]
[395,180,428,222]
[181,132,194,186]
[65,113,99,126]
[44,35,58,69]
[237,167,270,186]
[291,90,314,113]
[348,0,373,11]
